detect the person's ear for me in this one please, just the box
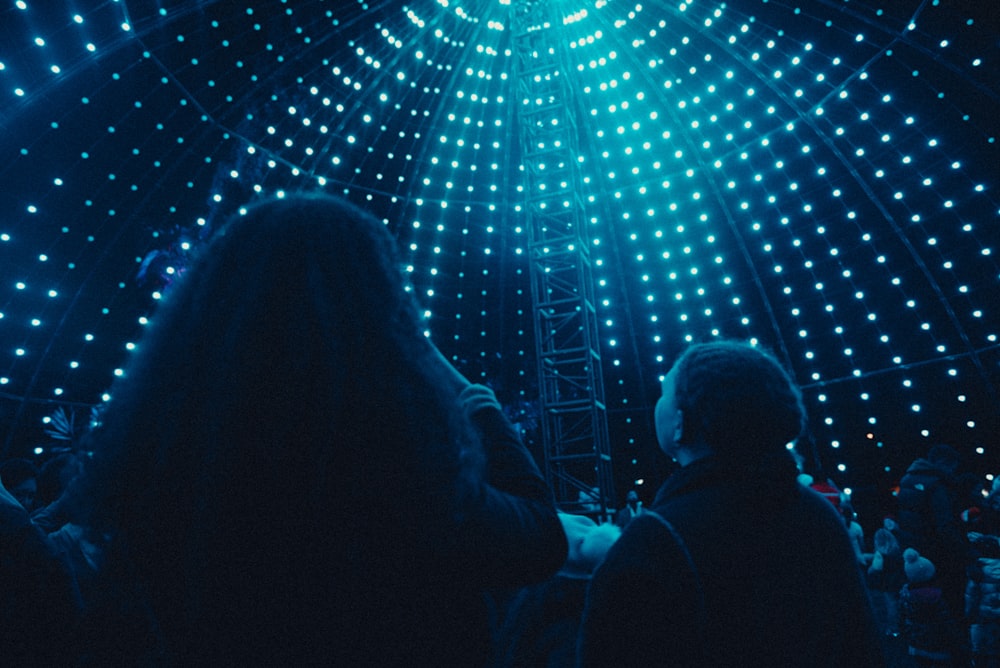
[673,409,685,444]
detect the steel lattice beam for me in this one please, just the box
[512,1,616,518]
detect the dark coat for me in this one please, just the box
[493,574,590,668]
[329,397,567,666]
[77,390,566,666]
[966,557,1000,622]
[896,458,966,565]
[580,455,885,667]
[899,580,961,659]
[896,457,973,617]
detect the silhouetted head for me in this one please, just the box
[91,194,473,516]
[655,340,805,466]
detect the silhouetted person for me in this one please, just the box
[0,472,81,665]
[968,478,1000,559]
[841,499,867,567]
[966,480,1000,667]
[965,555,1000,668]
[0,458,39,513]
[579,340,884,666]
[15,453,106,608]
[897,444,971,619]
[867,527,906,637]
[614,490,643,529]
[74,194,566,665]
[899,548,962,666]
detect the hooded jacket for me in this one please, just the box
[896,458,967,570]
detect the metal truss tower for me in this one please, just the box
[511,2,616,518]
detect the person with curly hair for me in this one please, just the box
[73,194,566,665]
[580,340,884,666]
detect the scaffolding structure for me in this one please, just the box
[511,1,616,518]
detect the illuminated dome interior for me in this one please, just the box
[1,0,997,514]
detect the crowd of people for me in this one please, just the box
[866,445,1000,667]
[0,193,992,666]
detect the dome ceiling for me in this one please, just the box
[1,0,997,501]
